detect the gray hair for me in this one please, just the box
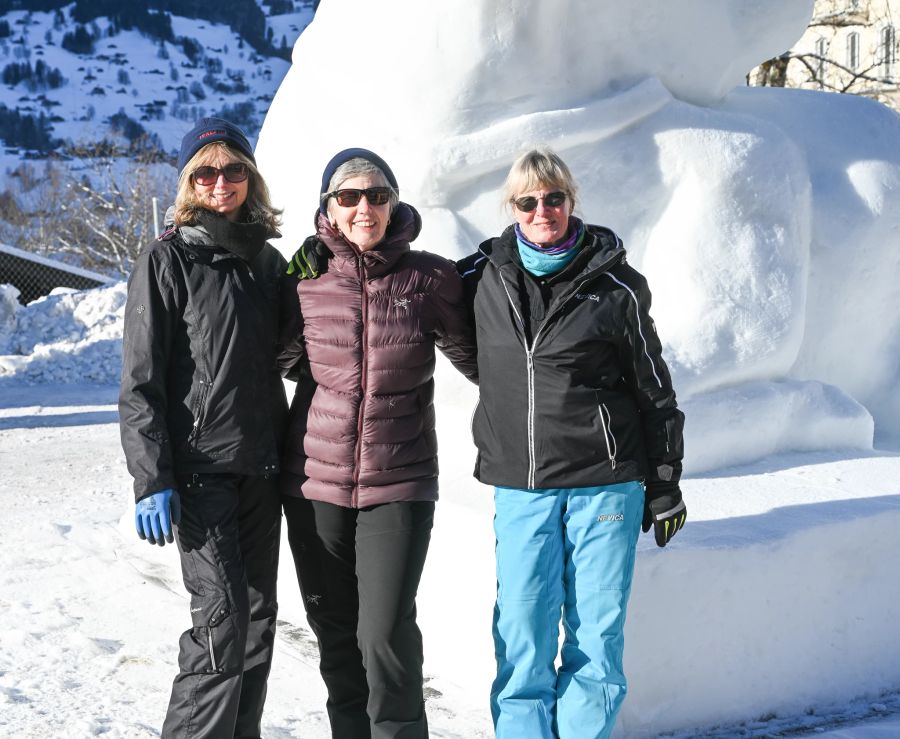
[322,157,400,213]
[502,147,578,215]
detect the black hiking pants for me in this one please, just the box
[162,473,281,739]
[282,497,434,739]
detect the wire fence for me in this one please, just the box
[0,243,114,305]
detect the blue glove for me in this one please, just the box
[135,489,181,546]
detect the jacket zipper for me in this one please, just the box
[598,402,618,470]
[351,256,368,508]
[498,276,538,486]
[499,264,619,488]
[207,627,218,672]
[187,378,210,445]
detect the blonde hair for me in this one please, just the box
[173,142,282,232]
[502,147,578,214]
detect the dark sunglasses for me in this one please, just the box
[513,191,568,212]
[192,163,250,186]
[327,187,393,207]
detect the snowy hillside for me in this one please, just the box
[0,1,315,170]
[0,1,315,276]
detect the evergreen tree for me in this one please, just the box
[61,25,95,55]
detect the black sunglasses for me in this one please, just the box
[513,191,568,212]
[326,187,393,208]
[192,163,249,186]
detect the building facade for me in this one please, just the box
[750,0,899,111]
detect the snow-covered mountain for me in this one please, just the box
[0,1,315,277]
[0,0,315,169]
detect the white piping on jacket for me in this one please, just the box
[603,272,663,388]
[459,254,488,278]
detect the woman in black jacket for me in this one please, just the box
[119,118,287,738]
[457,148,686,739]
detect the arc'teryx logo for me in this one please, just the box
[394,298,410,310]
[597,513,625,522]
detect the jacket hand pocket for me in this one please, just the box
[186,377,212,446]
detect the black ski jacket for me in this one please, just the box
[119,210,288,501]
[457,222,684,498]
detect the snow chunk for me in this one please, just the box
[0,282,126,386]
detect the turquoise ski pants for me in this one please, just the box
[491,481,644,739]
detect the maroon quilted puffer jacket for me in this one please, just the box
[279,203,478,508]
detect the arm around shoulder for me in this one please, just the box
[431,256,478,383]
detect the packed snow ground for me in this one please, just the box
[0,285,899,737]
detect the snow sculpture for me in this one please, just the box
[257,0,900,466]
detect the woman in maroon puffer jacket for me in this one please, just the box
[279,148,477,739]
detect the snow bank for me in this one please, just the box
[623,504,900,735]
[683,380,873,473]
[0,283,125,386]
[0,284,19,354]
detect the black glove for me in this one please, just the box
[642,488,686,548]
[286,235,332,279]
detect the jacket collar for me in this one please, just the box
[483,220,625,280]
[164,205,278,262]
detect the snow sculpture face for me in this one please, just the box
[512,188,573,247]
[326,174,392,251]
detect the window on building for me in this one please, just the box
[881,25,896,79]
[847,31,860,70]
[815,37,829,85]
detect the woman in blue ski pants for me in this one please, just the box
[457,147,688,738]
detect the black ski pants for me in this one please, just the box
[282,497,434,739]
[162,473,281,739]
